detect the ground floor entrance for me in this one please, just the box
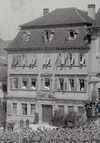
[42,105,52,124]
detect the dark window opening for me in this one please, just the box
[45,78,50,90]
[80,79,85,91]
[22,103,27,115]
[59,78,64,90]
[31,78,36,90]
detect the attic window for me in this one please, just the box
[43,29,55,42]
[65,29,79,41]
[22,30,31,42]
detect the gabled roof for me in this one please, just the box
[21,7,93,28]
[6,26,90,51]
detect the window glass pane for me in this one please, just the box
[22,103,27,115]
[58,78,64,90]
[58,105,64,116]
[80,79,85,91]
[45,78,50,90]
[31,104,36,115]
[22,78,28,89]
[13,103,17,115]
[79,53,85,65]
[78,106,84,114]
[68,106,74,113]
[13,78,18,89]
[31,78,36,90]
[69,79,74,91]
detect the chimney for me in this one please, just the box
[43,8,49,16]
[88,4,95,19]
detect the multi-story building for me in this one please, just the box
[5,4,100,124]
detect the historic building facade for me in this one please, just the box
[6,4,100,124]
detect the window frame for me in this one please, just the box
[12,103,17,115]
[30,77,37,90]
[22,103,27,115]
[78,106,84,114]
[43,30,54,42]
[30,104,36,115]
[69,78,75,91]
[22,77,29,89]
[79,53,86,66]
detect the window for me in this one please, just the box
[22,103,27,115]
[79,53,85,66]
[31,78,37,90]
[78,106,84,114]
[29,57,37,68]
[79,79,85,91]
[43,30,55,42]
[58,78,64,91]
[22,78,29,89]
[22,31,31,42]
[44,78,51,90]
[98,88,100,100]
[58,105,64,116]
[3,102,7,113]
[12,55,22,67]
[68,106,74,113]
[13,103,17,115]
[69,54,74,66]
[60,56,66,66]
[43,57,50,67]
[31,104,36,115]
[69,79,74,91]
[13,78,18,89]
[65,30,79,41]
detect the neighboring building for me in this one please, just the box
[5,4,100,124]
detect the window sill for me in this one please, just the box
[56,65,86,68]
[11,65,37,69]
[41,90,51,92]
[10,88,38,91]
[55,90,87,93]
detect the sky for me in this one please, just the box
[0,0,100,40]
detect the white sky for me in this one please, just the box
[0,0,100,40]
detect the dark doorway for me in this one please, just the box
[42,105,52,124]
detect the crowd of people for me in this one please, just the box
[0,122,100,143]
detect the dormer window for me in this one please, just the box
[65,29,79,41]
[22,30,31,42]
[43,29,55,42]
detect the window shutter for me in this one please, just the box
[41,77,44,90]
[50,78,52,91]
[18,77,21,89]
[7,102,12,116]
[10,77,13,89]
[64,78,67,91]
[54,78,58,91]
[84,80,87,92]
